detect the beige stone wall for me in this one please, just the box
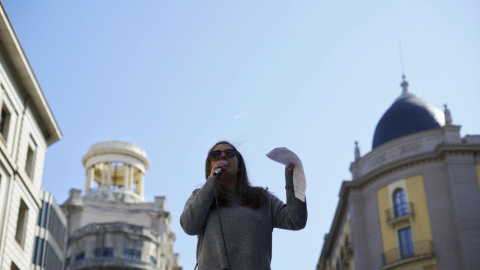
[0,14,53,270]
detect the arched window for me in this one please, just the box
[393,189,408,218]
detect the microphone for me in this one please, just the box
[213,161,228,177]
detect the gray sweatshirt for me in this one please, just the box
[180,170,307,270]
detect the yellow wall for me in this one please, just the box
[476,165,480,193]
[377,175,433,255]
[405,175,433,242]
[377,186,395,251]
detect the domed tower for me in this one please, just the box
[82,141,150,203]
[63,141,182,270]
[372,75,445,149]
[318,76,480,270]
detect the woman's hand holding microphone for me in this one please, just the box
[210,160,229,179]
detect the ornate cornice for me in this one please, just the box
[69,222,160,243]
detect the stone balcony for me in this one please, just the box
[69,257,157,270]
[385,202,415,228]
[381,241,435,270]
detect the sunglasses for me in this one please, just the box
[209,149,237,160]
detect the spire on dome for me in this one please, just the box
[401,74,409,95]
[398,42,409,95]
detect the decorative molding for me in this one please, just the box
[369,141,424,169]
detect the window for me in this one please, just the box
[398,227,414,259]
[15,199,28,246]
[0,104,11,142]
[150,255,157,265]
[95,247,113,258]
[393,189,408,218]
[42,202,49,228]
[75,252,85,262]
[124,249,141,260]
[10,262,19,270]
[37,202,43,226]
[25,145,35,179]
[37,238,45,266]
[32,236,39,264]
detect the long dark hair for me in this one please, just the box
[204,141,268,209]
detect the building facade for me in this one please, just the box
[317,76,480,270]
[32,190,68,270]
[0,3,62,270]
[62,141,181,270]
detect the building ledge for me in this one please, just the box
[385,202,415,228]
[381,241,435,270]
[69,257,156,270]
[380,253,435,270]
[70,222,160,243]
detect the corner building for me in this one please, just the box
[317,77,480,270]
[63,141,181,270]
[0,3,62,270]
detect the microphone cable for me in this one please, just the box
[214,186,231,270]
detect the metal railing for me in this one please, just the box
[381,241,434,266]
[339,234,353,270]
[344,234,353,255]
[385,202,414,224]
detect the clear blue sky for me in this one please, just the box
[3,1,479,269]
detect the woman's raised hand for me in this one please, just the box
[286,162,295,172]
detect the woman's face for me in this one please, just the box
[210,143,239,177]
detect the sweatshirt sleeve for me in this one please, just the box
[180,177,221,235]
[271,169,308,230]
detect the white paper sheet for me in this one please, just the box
[266,147,306,202]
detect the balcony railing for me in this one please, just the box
[69,257,155,270]
[385,202,414,226]
[381,241,434,269]
[71,222,159,242]
[340,234,353,270]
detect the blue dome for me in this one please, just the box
[372,93,445,149]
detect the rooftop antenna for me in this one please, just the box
[398,41,409,94]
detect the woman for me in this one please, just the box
[180,141,307,270]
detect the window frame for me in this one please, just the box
[75,252,85,262]
[24,136,37,180]
[397,226,415,259]
[0,102,11,144]
[14,198,29,247]
[392,188,408,218]
[124,248,141,260]
[94,247,114,258]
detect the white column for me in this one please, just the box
[101,162,106,188]
[130,166,135,193]
[106,162,112,188]
[85,166,94,193]
[123,165,129,190]
[137,172,145,197]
